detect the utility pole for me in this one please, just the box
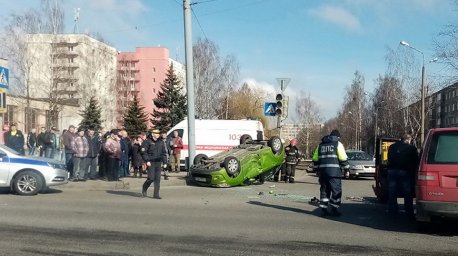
[183,0,196,170]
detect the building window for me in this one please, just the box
[153,78,156,83]
[153,88,156,93]
[437,94,441,101]
[68,69,74,75]
[153,67,156,72]
[131,62,135,68]
[68,45,73,51]
[69,94,74,99]
[70,82,74,87]
[69,57,74,63]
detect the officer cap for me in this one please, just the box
[330,129,341,138]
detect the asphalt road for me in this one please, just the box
[0,171,457,256]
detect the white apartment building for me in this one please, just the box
[25,34,117,130]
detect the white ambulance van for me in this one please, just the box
[167,119,265,169]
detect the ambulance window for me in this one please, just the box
[167,129,184,140]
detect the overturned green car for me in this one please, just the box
[189,135,285,187]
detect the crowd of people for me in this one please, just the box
[0,123,184,198]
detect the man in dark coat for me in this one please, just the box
[141,129,167,199]
[387,134,419,218]
[5,123,25,155]
[85,127,101,180]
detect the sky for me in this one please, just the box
[0,0,456,122]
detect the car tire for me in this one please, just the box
[239,134,252,144]
[224,156,240,178]
[13,171,43,196]
[268,136,283,154]
[193,154,209,165]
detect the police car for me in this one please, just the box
[0,144,68,195]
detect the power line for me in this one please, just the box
[191,7,208,39]
[191,0,219,5]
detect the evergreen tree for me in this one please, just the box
[123,95,148,136]
[151,64,187,131]
[79,97,103,131]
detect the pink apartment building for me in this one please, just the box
[116,47,170,128]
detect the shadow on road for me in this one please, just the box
[0,187,62,195]
[105,190,142,198]
[247,199,458,236]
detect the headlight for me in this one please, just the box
[351,165,364,170]
[48,162,66,170]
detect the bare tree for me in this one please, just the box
[193,38,239,119]
[224,82,270,128]
[295,91,321,157]
[0,1,65,130]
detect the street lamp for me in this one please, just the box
[348,111,358,149]
[400,40,426,145]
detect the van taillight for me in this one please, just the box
[417,172,439,186]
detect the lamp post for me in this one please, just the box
[348,111,358,149]
[400,40,426,145]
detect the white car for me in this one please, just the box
[0,144,68,195]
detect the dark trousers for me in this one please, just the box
[387,169,414,216]
[98,153,106,178]
[65,153,74,177]
[106,157,120,181]
[142,163,161,197]
[319,173,342,208]
[86,157,98,179]
[285,163,296,182]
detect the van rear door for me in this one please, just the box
[422,130,458,202]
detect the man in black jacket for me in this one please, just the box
[27,128,38,156]
[5,123,25,155]
[141,129,167,199]
[37,127,46,157]
[387,134,419,218]
[85,127,101,180]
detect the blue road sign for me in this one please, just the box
[0,66,9,90]
[264,102,277,116]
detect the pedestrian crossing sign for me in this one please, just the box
[0,65,9,90]
[264,102,277,116]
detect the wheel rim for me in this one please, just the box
[227,159,239,174]
[17,175,38,193]
[272,138,281,151]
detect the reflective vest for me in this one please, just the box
[313,138,349,177]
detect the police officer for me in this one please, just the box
[284,138,300,183]
[312,129,350,217]
[141,129,167,199]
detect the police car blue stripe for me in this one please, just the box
[6,157,49,166]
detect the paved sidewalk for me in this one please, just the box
[59,171,188,191]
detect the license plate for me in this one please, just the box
[195,177,206,182]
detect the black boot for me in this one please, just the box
[142,183,148,197]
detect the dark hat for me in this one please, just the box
[69,125,76,129]
[77,127,84,133]
[330,129,341,138]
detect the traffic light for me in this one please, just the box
[275,94,283,116]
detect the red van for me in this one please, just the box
[416,128,458,224]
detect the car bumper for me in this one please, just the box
[416,200,458,222]
[45,168,69,186]
[350,168,375,177]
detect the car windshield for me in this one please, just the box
[347,151,372,161]
[427,131,458,165]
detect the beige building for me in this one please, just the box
[2,95,79,133]
[24,34,117,130]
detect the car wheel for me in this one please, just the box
[268,136,283,154]
[193,154,208,165]
[239,134,252,144]
[224,156,240,178]
[13,171,43,196]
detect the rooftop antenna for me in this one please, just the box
[73,8,80,34]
